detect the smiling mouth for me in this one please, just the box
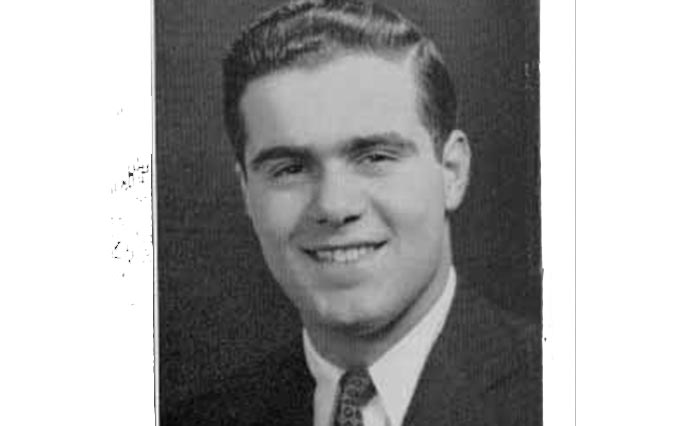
[303,242,387,264]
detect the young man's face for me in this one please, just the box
[238,53,468,337]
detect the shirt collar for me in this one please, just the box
[369,266,456,425]
[303,266,457,426]
[303,328,343,388]
[303,325,343,426]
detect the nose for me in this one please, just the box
[308,168,366,227]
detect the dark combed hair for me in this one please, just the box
[223,0,458,166]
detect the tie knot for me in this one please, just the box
[338,368,376,407]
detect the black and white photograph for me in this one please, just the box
[8,0,700,425]
[157,1,541,424]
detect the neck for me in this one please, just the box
[305,229,454,369]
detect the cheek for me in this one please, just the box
[248,188,310,244]
[374,162,445,228]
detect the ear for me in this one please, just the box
[440,129,471,212]
[234,162,252,218]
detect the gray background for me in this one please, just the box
[156,0,540,409]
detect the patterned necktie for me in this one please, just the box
[333,368,377,426]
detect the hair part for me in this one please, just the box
[223,0,457,169]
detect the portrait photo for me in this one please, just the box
[156,0,541,424]
[11,0,700,424]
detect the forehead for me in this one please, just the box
[239,53,428,157]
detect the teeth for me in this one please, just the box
[311,245,377,263]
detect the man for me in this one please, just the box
[166,0,540,424]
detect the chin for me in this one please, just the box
[317,301,399,338]
[294,275,405,336]
[322,316,387,340]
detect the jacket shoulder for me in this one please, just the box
[162,338,314,426]
[457,296,542,425]
[404,289,542,426]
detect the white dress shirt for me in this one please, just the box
[303,267,457,426]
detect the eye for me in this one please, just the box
[271,162,305,177]
[359,151,395,164]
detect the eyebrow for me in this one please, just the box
[340,132,419,157]
[248,132,419,171]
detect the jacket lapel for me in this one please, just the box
[219,337,315,426]
[271,345,315,426]
[402,283,540,426]
[402,285,488,426]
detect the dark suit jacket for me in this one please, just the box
[164,284,542,426]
